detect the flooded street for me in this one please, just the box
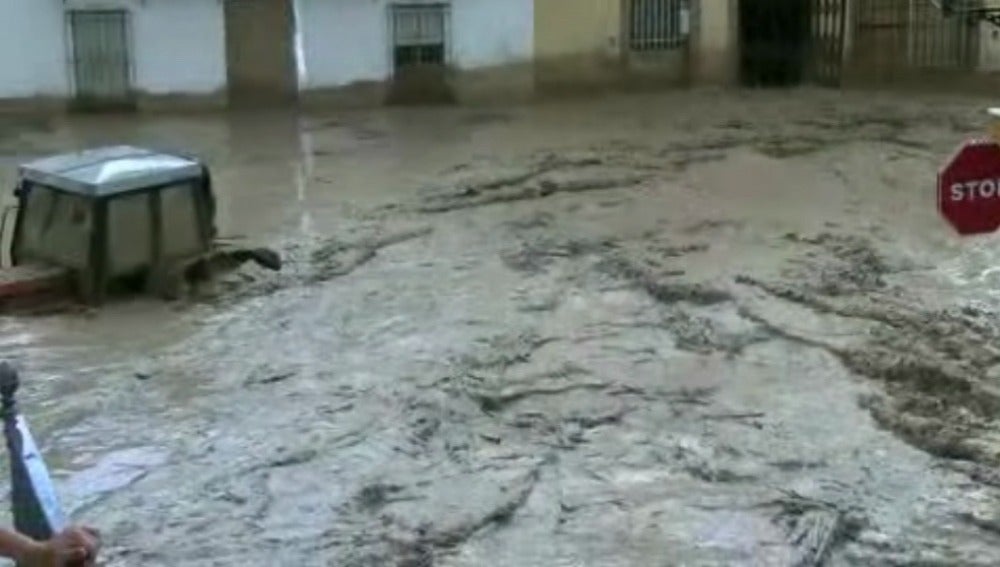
[5,88,1000,565]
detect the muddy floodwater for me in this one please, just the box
[5,88,1000,565]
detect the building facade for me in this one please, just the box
[13,0,1000,112]
[534,0,695,91]
[295,0,535,105]
[0,0,726,111]
[0,0,227,109]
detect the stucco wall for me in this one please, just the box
[534,0,691,89]
[295,0,534,91]
[295,0,388,89]
[690,0,738,85]
[130,0,226,95]
[0,0,68,98]
[533,0,622,89]
[535,0,621,59]
[0,0,226,101]
[453,0,534,69]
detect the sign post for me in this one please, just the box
[938,138,1000,235]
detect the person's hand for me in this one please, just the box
[20,526,100,567]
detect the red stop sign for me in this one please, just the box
[939,138,1000,235]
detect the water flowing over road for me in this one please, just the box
[3,88,1000,565]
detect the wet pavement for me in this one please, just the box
[3,88,1000,565]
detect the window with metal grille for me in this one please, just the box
[629,0,690,52]
[391,3,448,71]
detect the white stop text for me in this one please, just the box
[950,179,1000,201]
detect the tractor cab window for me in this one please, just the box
[159,183,202,259]
[18,184,91,269]
[105,182,204,279]
[106,191,152,276]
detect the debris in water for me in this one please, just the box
[356,483,407,512]
[266,449,318,469]
[762,491,865,567]
[473,381,609,413]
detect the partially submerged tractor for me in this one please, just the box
[1,146,279,307]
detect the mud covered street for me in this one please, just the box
[5,88,1000,565]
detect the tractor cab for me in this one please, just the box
[7,146,217,304]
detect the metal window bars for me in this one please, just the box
[629,0,691,52]
[392,3,447,47]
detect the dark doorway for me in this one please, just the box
[224,0,298,106]
[739,0,812,86]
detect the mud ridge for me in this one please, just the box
[737,275,1000,368]
[428,467,540,549]
[780,232,890,296]
[500,237,617,274]
[194,226,434,308]
[864,401,987,462]
[419,175,646,213]
[310,227,434,283]
[414,150,658,214]
[473,381,610,413]
[599,256,732,306]
[337,468,542,567]
[455,332,557,372]
[740,286,1000,467]
[956,511,1000,538]
[464,154,606,192]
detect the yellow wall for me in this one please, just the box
[690,0,738,85]
[534,0,694,88]
[535,0,622,59]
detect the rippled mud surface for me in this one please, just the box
[5,89,1000,565]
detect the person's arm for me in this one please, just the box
[0,526,100,566]
[0,527,43,562]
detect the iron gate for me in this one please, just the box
[853,0,978,74]
[68,10,133,107]
[808,0,848,85]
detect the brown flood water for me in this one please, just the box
[4,88,1000,565]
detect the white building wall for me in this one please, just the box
[0,0,226,100]
[295,0,534,91]
[0,0,69,98]
[296,0,391,90]
[452,0,534,69]
[129,0,227,95]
